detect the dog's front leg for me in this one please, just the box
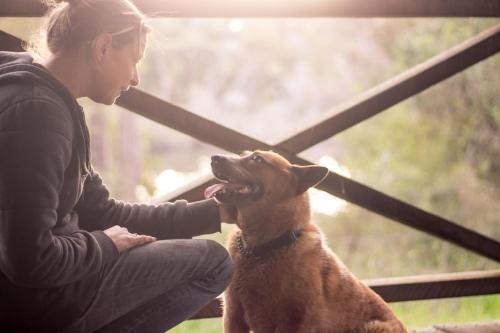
[223,296,250,333]
[224,318,250,333]
[274,320,312,333]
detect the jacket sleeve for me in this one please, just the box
[0,99,119,288]
[75,172,221,239]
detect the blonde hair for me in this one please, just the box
[30,0,150,56]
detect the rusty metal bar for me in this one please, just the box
[278,23,500,153]
[166,159,500,262]
[0,31,25,52]
[366,269,500,302]
[2,29,499,262]
[191,270,500,319]
[118,87,500,263]
[0,0,46,17]
[117,89,274,154]
[1,0,500,17]
[315,172,500,262]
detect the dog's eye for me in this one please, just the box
[251,155,264,163]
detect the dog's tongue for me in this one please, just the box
[204,182,250,198]
[204,183,225,199]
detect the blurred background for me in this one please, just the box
[1,16,499,330]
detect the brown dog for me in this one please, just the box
[205,150,407,333]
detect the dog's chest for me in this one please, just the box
[233,254,307,309]
[232,255,328,333]
[235,257,282,289]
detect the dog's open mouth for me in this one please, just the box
[204,171,262,205]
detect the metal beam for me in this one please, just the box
[117,89,272,154]
[163,159,500,263]
[0,0,46,17]
[365,269,500,302]
[1,0,500,17]
[0,31,25,52]
[191,270,500,318]
[2,29,499,262]
[117,88,500,263]
[278,23,500,153]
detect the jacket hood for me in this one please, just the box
[0,51,75,104]
[0,51,92,173]
[0,51,33,67]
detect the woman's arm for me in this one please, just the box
[75,171,222,239]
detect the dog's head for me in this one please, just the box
[204,150,329,207]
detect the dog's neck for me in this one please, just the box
[236,193,311,248]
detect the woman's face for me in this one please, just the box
[89,33,145,105]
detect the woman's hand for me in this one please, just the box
[218,204,238,224]
[103,226,156,253]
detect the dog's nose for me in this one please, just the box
[211,155,225,164]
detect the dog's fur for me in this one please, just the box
[208,150,406,333]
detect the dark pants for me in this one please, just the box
[62,239,233,333]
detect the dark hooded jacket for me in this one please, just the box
[0,51,221,332]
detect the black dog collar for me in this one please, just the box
[237,229,303,258]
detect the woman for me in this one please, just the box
[0,0,234,332]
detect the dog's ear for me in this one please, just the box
[291,165,329,194]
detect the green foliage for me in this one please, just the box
[168,318,222,333]
[388,19,500,186]
[391,295,500,328]
[2,16,499,331]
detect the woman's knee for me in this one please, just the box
[203,240,234,290]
